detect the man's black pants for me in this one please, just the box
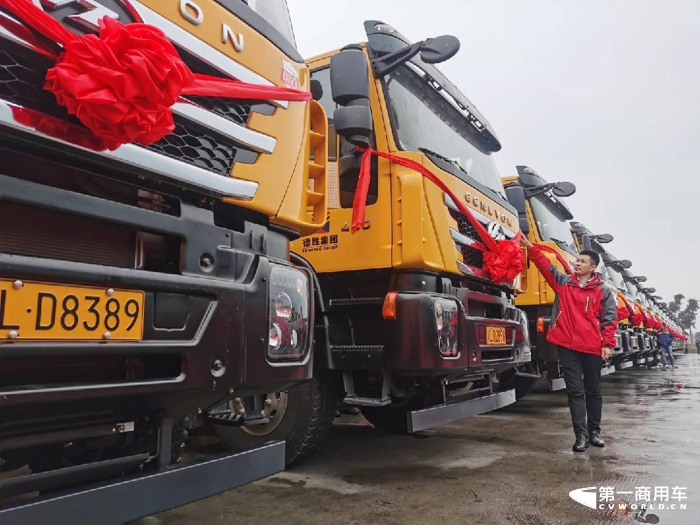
[558,346,603,438]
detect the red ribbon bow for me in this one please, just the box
[351,147,524,285]
[0,0,311,150]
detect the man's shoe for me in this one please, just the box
[672,365,678,369]
[573,435,589,452]
[590,432,605,448]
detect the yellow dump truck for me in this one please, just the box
[216,20,530,464]
[501,166,619,396]
[0,0,326,519]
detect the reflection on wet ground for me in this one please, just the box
[149,354,700,525]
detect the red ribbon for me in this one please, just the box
[529,243,574,276]
[352,147,524,284]
[0,0,311,150]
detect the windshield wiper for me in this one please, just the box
[419,147,468,176]
[549,237,573,250]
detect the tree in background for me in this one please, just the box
[668,294,685,315]
[679,298,699,333]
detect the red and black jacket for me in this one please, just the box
[529,246,618,355]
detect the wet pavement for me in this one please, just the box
[147,353,700,525]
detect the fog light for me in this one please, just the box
[434,299,459,357]
[267,265,310,363]
[269,323,282,352]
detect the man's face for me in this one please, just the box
[573,254,596,276]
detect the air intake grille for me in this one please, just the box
[0,43,258,176]
[450,210,485,268]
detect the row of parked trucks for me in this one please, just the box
[0,2,686,522]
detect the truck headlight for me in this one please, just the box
[267,265,310,362]
[434,299,459,357]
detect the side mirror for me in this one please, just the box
[519,217,530,236]
[419,35,460,64]
[504,185,529,235]
[636,276,648,283]
[618,259,632,269]
[331,45,370,105]
[504,185,527,215]
[552,181,576,198]
[595,233,614,244]
[331,45,373,147]
[333,105,373,147]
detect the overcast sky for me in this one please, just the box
[290,0,700,312]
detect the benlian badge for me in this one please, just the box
[282,60,301,90]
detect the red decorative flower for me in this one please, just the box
[482,237,526,284]
[616,305,630,322]
[45,17,195,150]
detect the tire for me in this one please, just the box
[216,371,336,466]
[498,369,536,400]
[513,376,536,399]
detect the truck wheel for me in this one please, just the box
[497,369,536,400]
[216,372,336,466]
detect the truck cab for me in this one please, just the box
[216,20,530,463]
[0,0,325,513]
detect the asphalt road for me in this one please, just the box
[146,353,700,525]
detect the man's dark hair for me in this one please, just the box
[579,249,600,267]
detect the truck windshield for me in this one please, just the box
[528,194,577,252]
[382,64,505,197]
[244,0,296,48]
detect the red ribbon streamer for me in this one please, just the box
[0,0,311,150]
[351,147,524,284]
[529,243,574,276]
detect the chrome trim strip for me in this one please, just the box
[444,194,516,238]
[456,260,474,276]
[0,101,258,199]
[450,228,476,247]
[173,101,276,154]
[129,1,288,109]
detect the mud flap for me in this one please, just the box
[549,377,566,391]
[600,365,615,377]
[407,390,516,433]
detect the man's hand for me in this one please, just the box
[521,236,533,248]
[602,347,612,360]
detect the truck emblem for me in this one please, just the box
[487,221,506,241]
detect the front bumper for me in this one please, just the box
[0,175,312,445]
[386,291,529,375]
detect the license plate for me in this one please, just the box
[0,280,144,341]
[486,326,507,345]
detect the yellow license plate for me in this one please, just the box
[0,280,144,341]
[486,326,507,346]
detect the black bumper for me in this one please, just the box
[325,290,529,376]
[0,175,312,445]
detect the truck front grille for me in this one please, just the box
[450,210,484,268]
[0,42,259,177]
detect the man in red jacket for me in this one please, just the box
[522,237,618,452]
